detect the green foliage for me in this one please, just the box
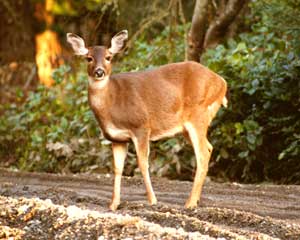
[202,1,300,183]
[250,0,300,56]
[0,65,114,173]
[118,24,189,71]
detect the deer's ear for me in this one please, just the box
[109,30,128,55]
[66,33,89,55]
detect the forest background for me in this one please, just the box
[0,0,299,183]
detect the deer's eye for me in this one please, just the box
[85,57,93,62]
[105,56,112,62]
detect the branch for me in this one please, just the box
[125,11,169,50]
[124,0,172,53]
[203,0,247,49]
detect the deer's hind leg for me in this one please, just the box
[184,109,212,208]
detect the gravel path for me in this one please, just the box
[0,169,299,239]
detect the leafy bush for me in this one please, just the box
[202,2,300,183]
[0,65,114,173]
[253,0,300,53]
[118,24,188,71]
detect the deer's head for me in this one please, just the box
[67,30,128,83]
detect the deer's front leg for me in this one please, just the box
[109,142,127,211]
[132,132,157,205]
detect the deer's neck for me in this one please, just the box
[88,81,109,110]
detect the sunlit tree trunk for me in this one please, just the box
[35,0,63,86]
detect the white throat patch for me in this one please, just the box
[88,76,109,89]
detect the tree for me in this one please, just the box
[35,0,63,86]
[187,0,247,62]
[0,0,36,64]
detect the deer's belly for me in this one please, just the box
[102,123,131,142]
[150,125,183,141]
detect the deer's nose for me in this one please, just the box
[94,68,105,78]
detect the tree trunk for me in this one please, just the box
[203,0,247,49]
[187,0,209,62]
[0,0,36,64]
[35,0,63,86]
[187,0,247,62]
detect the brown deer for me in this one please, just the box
[67,30,227,211]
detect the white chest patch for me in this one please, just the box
[105,123,131,139]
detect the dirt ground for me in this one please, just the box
[0,168,299,239]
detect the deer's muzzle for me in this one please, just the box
[94,68,105,78]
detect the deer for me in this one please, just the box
[67,30,227,211]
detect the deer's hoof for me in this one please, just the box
[109,201,120,211]
[148,196,157,205]
[184,199,198,209]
